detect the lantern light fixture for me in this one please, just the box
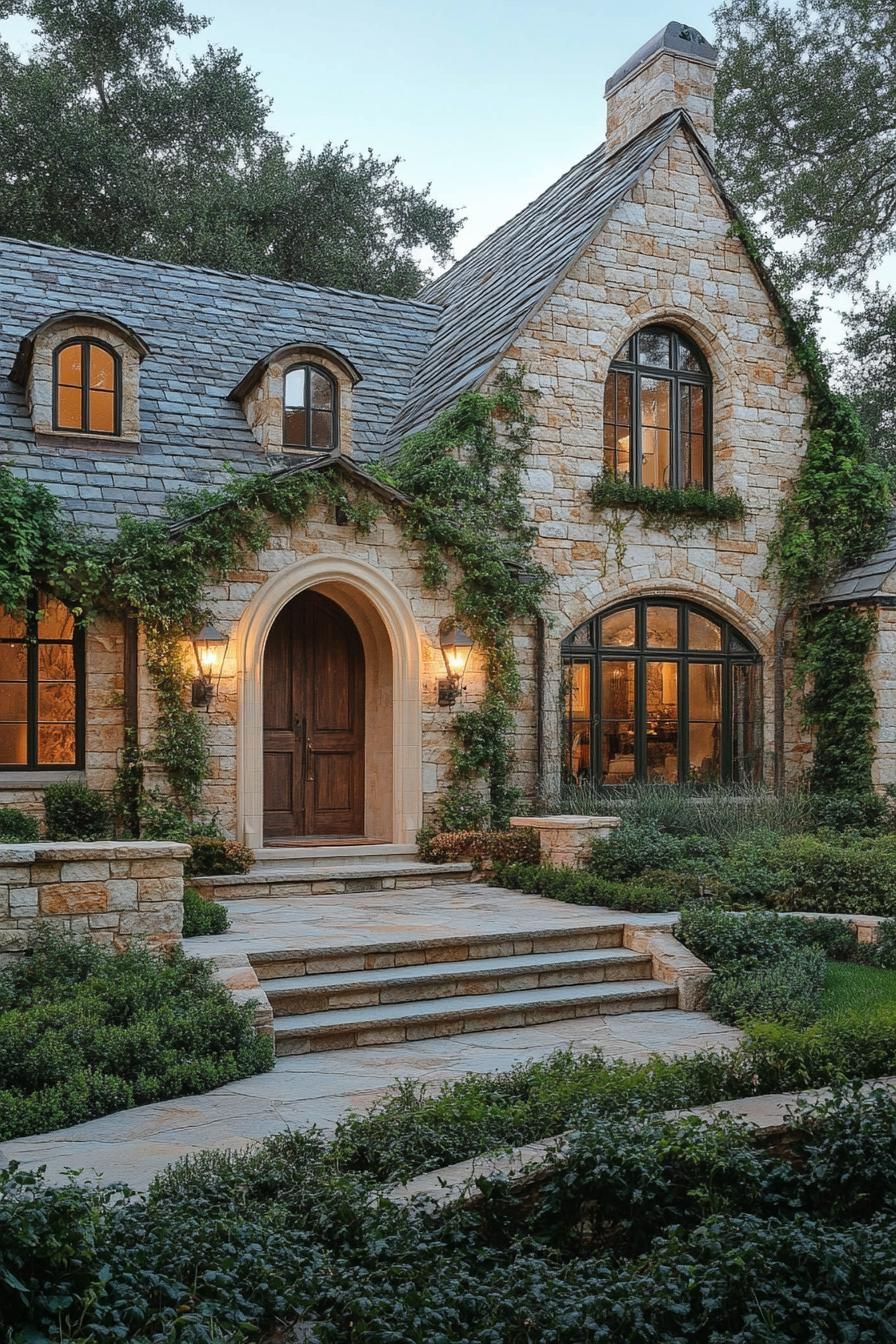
[438,621,474,708]
[191,624,229,707]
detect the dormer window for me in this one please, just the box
[284,364,337,452]
[53,338,120,436]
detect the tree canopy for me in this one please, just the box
[0,0,459,296]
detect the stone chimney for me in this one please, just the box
[604,21,718,158]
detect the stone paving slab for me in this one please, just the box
[185,883,676,960]
[0,1008,740,1191]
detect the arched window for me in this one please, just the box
[603,325,711,489]
[283,364,337,452]
[53,338,120,435]
[0,595,83,769]
[562,598,760,787]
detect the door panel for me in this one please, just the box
[263,592,365,840]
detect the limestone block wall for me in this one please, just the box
[0,840,189,962]
[871,606,896,791]
[488,126,811,795]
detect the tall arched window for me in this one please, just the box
[603,325,711,489]
[283,364,337,452]
[0,595,83,768]
[562,598,760,787]
[53,338,120,435]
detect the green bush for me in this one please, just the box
[185,835,254,877]
[677,906,827,1026]
[182,885,229,937]
[42,780,111,841]
[0,806,38,843]
[420,827,540,866]
[768,832,896,915]
[810,790,891,833]
[874,918,896,969]
[493,861,702,912]
[0,929,271,1141]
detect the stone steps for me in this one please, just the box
[191,861,473,902]
[262,946,653,1015]
[249,923,629,980]
[273,980,678,1054]
[251,844,419,870]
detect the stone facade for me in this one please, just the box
[238,346,357,456]
[0,840,189,962]
[25,315,144,444]
[488,124,811,792]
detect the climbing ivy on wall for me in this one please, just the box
[731,217,892,793]
[380,368,548,828]
[0,367,544,830]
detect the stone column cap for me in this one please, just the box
[0,840,192,861]
[509,815,622,829]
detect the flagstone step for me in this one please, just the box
[263,946,653,1015]
[273,979,678,1054]
[252,843,419,870]
[191,861,473,902]
[249,923,629,980]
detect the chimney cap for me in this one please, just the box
[604,21,718,96]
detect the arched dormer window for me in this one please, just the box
[283,364,337,452]
[53,338,121,436]
[0,594,83,769]
[604,325,711,489]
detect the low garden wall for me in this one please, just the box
[509,815,621,868]
[0,840,190,962]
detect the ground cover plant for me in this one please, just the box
[3,1085,896,1341]
[0,930,271,1141]
[182,884,229,937]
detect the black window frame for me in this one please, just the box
[282,362,338,453]
[0,593,86,772]
[52,337,122,437]
[561,597,761,788]
[605,324,712,490]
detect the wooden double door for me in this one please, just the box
[263,592,365,841]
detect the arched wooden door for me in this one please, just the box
[263,591,365,841]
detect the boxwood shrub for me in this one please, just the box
[42,780,111,841]
[0,929,272,1140]
[0,805,39,843]
[182,884,229,937]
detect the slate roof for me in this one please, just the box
[0,108,718,532]
[0,237,439,532]
[391,109,686,440]
[823,517,896,606]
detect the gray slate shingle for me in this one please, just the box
[824,518,896,605]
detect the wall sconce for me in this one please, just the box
[438,621,474,708]
[191,624,229,707]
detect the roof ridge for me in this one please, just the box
[0,234,443,314]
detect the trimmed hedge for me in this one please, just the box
[492,860,701,911]
[419,827,540,866]
[0,806,39,843]
[182,884,229,937]
[0,930,271,1140]
[42,780,111,841]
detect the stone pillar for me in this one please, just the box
[0,841,190,963]
[509,815,621,869]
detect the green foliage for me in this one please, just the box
[550,778,818,840]
[42,780,111,841]
[590,819,722,881]
[492,861,701,913]
[591,475,746,534]
[0,929,271,1140]
[385,370,547,828]
[822,960,896,1019]
[418,827,539,866]
[111,726,143,837]
[0,1,459,295]
[0,807,39,843]
[185,835,254,877]
[797,605,881,794]
[182,884,229,937]
[678,906,827,1026]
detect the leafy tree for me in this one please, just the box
[0,0,458,295]
[714,0,896,461]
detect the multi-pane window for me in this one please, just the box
[602,326,711,489]
[283,364,337,452]
[562,599,760,788]
[53,339,120,435]
[0,595,83,769]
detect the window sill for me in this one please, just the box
[35,430,139,454]
[590,477,746,528]
[0,770,86,789]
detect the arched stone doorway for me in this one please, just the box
[235,555,422,850]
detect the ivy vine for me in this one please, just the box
[591,476,746,564]
[0,367,544,831]
[731,217,893,793]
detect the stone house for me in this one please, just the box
[0,20,886,857]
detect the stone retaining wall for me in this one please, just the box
[0,841,190,962]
